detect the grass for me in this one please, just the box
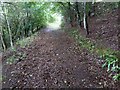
[67,28,120,80]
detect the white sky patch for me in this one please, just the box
[96,0,103,2]
[47,13,62,30]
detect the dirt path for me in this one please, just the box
[2,29,118,88]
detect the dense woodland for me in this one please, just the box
[0,1,120,89]
[0,2,57,50]
[0,2,119,50]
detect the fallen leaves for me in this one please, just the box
[2,29,118,88]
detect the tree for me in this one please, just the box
[0,2,60,50]
[68,2,73,27]
[1,3,14,49]
[83,2,89,35]
[75,2,81,27]
[0,26,6,51]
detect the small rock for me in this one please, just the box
[9,79,11,81]
[64,80,67,83]
[89,84,93,87]
[24,82,26,85]
[99,82,102,85]
[17,80,20,83]
[30,74,33,77]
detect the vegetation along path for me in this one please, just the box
[2,28,119,88]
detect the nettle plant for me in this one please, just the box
[101,53,120,80]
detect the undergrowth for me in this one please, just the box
[67,28,120,80]
[16,32,38,48]
[6,52,26,65]
[6,32,37,64]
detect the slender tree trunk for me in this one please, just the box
[1,3,14,49]
[83,2,89,35]
[75,2,81,27]
[14,18,23,40]
[0,26,6,51]
[68,2,73,27]
[91,3,95,17]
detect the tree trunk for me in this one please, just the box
[75,2,81,27]
[1,3,14,49]
[68,2,73,27]
[0,26,6,51]
[83,2,89,35]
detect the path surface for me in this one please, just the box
[2,29,118,88]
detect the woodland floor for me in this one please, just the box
[2,29,119,89]
[87,9,119,51]
[2,10,120,89]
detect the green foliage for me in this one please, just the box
[48,16,56,23]
[0,75,2,81]
[0,75,5,82]
[6,55,16,64]
[69,29,95,52]
[101,52,120,80]
[6,52,26,64]
[0,2,59,50]
[16,32,37,48]
[8,47,17,52]
[67,29,120,80]
[1,2,118,51]
[113,74,120,80]
[101,54,119,71]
